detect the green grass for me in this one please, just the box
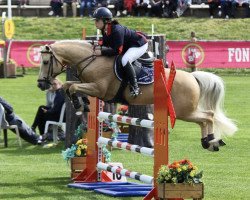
[1,17,250,40]
[0,17,250,199]
[0,70,250,200]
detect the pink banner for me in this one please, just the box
[166,41,250,68]
[10,41,54,68]
[3,40,250,68]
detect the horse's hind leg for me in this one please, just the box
[183,110,220,151]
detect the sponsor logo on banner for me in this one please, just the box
[181,43,205,67]
[102,162,127,182]
[27,43,43,66]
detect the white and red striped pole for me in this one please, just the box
[98,137,154,157]
[97,162,154,185]
[98,112,154,129]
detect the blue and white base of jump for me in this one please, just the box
[68,182,152,197]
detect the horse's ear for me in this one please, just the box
[45,45,50,51]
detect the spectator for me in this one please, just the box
[63,0,78,17]
[175,0,191,17]
[220,0,231,18]
[150,0,163,17]
[162,0,178,17]
[134,0,149,16]
[79,0,95,17]
[96,0,108,7]
[114,0,125,17]
[124,0,136,15]
[50,0,63,17]
[31,78,65,136]
[0,96,41,145]
[231,0,250,18]
[190,31,197,42]
[18,0,28,5]
[208,0,220,18]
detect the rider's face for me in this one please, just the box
[95,19,104,30]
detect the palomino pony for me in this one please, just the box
[37,41,237,151]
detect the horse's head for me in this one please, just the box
[37,44,65,91]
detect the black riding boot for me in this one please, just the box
[124,62,140,97]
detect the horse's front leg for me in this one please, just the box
[63,81,81,100]
[68,83,102,115]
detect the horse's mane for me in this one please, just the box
[52,40,93,54]
[54,40,92,50]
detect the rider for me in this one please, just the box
[93,7,148,97]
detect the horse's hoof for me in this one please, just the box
[207,144,219,152]
[219,139,226,146]
[208,134,220,147]
[213,146,219,151]
[201,137,210,149]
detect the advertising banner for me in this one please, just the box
[166,41,250,68]
[5,40,250,68]
[10,41,54,67]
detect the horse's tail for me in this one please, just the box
[192,71,237,138]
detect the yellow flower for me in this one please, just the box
[76,139,83,145]
[193,166,198,171]
[177,168,181,172]
[182,166,187,171]
[190,170,195,177]
[75,148,81,156]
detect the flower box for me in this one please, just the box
[70,157,86,179]
[158,183,204,199]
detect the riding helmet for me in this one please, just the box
[93,7,113,20]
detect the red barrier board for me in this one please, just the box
[167,41,250,68]
[1,40,250,68]
[9,40,54,67]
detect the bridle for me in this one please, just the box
[38,45,97,84]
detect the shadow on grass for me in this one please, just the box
[0,176,137,200]
[0,141,66,156]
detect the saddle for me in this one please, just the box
[106,52,155,105]
[114,52,155,85]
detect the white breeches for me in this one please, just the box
[121,43,149,66]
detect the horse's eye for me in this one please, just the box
[43,61,49,65]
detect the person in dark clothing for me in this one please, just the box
[0,97,40,145]
[162,0,178,17]
[31,78,65,136]
[92,7,148,97]
[50,0,63,17]
[208,0,220,18]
